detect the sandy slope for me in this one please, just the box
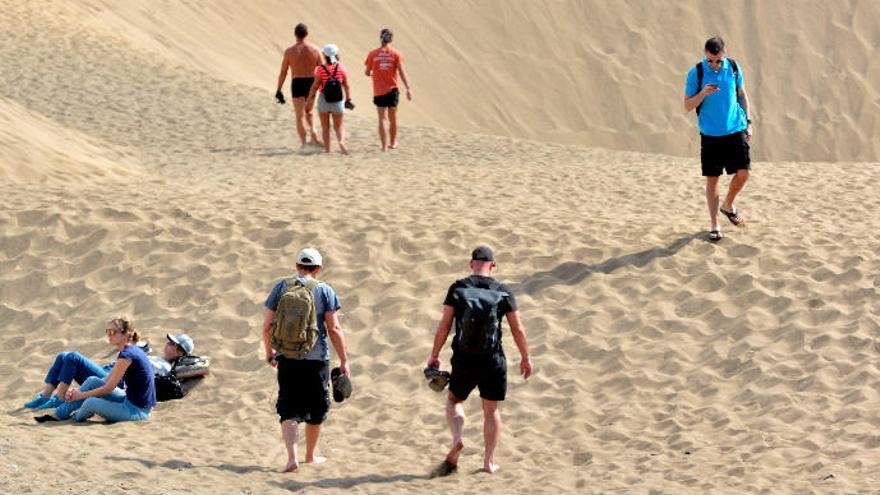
[86,0,880,162]
[1,1,879,494]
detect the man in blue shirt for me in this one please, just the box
[684,36,754,241]
[261,247,350,473]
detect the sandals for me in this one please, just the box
[719,206,745,226]
[708,229,723,241]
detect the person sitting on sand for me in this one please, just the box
[32,317,156,423]
[25,326,194,410]
[305,44,352,155]
[364,27,413,151]
[426,246,533,474]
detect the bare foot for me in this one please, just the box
[389,142,398,150]
[482,463,500,474]
[305,456,327,465]
[339,144,349,155]
[446,440,464,466]
[281,460,299,473]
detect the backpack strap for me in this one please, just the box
[695,61,704,116]
[331,64,338,79]
[321,64,332,77]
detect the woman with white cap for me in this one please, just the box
[306,44,352,155]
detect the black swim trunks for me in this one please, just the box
[276,357,330,424]
[290,77,315,99]
[449,352,507,401]
[701,131,751,176]
[373,87,400,108]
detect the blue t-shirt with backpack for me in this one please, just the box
[265,276,341,361]
[685,58,747,136]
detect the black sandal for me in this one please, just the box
[708,229,722,241]
[719,207,745,226]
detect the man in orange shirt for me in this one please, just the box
[364,28,413,151]
[275,23,322,148]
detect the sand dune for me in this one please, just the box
[1,1,880,494]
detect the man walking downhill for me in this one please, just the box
[684,36,754,241]
[426,246,532,474]
[262,248,350,473]
[275,23,323,147]
[364,27,413,151]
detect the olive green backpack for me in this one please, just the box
[271,278,321,359]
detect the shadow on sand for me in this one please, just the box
[510,232,705,295]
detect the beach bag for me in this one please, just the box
[154,355,210,401]
[271,278,321,358]
[695,58,739,116]
[321,64,344,103]
[454,280,507,354]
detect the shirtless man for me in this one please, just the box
[276,23,322,147]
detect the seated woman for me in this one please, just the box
[25,326,194,410]
[33,317,157,422]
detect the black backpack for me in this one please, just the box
[453,280,508,354]
[695,58,739,116]
[321,65,344,103]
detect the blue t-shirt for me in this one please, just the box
[118,345,157,410]
[265,276,341,361]
[685,58,747,136]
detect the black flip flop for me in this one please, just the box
[34,414,60,423]
[423,367,451,392]
[708,229,722,241]
[331,367,352,403]
[719,207,745,226]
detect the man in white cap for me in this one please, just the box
[426,245,532,474]
[149,333,194,377]
[261,247,350,473]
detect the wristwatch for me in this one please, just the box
[746,119,753,124]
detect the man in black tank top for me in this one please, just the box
[426,246,533,474]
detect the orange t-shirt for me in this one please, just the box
[364,47,404,97]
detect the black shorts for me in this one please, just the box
[373,88,399,108]
[700,131,751,176]
[449,352,507,401]
[276,358,330,424]
[291,77,314,99]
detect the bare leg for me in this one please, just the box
[53,382,70,400]
[292,98,308,147]
[304,423,326,464]
[281,420,299,473]
[306,100,320,145]
[319,112,332,153]
[721,170,750,212]
[481,399,502,473]
[445,392,465,465]
[39,383,55,398]
[388,107,398,149]
[331,113,348,155]
[376,107,389,151]
[705,176,721,229]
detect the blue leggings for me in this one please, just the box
[55,376,151,422]
[44,352,110,387]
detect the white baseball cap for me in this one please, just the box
[166,333,194,355]
[297,247,323,267]
[322,44,339,63]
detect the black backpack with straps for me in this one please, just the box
[695,58,739,116]
[321,64,344,103]
[453,279,508,354]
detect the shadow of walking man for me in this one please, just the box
[511,232,703,295]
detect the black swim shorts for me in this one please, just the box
[290,77,315,99]
[373,88,400,108]
[700,131,751,176]
[449,352,507,401]
[276,357,330,424]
